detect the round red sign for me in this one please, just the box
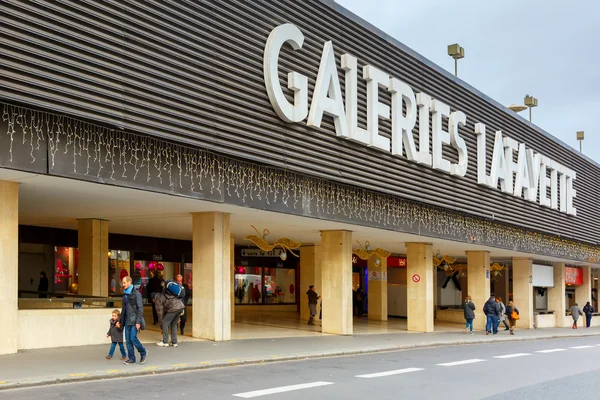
[412,274,421,283]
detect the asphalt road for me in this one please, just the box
[3,336,600,400]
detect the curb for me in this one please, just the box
[2,332,599,391]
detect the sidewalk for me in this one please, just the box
[2,327,599,390]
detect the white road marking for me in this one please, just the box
[233,382,334,398]
[436,359,485,367]
[356,367,424,378]
[493,353,531,359]
[569,345,594,349]
[536,349,567,353]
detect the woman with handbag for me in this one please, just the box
[505,301,520,335]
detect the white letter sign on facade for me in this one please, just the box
[263,23,577,216]
[263,23,308,123]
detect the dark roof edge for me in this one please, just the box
[320,0,600,170]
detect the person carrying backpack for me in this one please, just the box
[153,280,185,347]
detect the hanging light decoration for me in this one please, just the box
[244,225,302,261]
[434,250,460,276]
[490,262,508,281]
[352,240,391,265]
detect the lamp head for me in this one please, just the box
[447,43,465,59]
[524,95,538,108]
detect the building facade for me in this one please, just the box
[1,0,598,354]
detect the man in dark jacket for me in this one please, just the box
[306,285,320,325]
[483,296,501,335]
[153,286,185,347]
[117,276,147,365]
[147,273,162,325]
[176,274,191,335]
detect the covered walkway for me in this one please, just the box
[141,308,465,342]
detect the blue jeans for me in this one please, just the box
[108,342,126,358]
[486,315,499,334]
[125,325,147,362]
[465,318,474,332]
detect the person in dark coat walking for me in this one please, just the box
[117,276,147,365]
[38,271,49,298]
[106,309,126,360]
[583,301,594,328]
[462,296,476,335]
[483,296,501,335]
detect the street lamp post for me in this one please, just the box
[577,131,584,153]
[524,95,538,122]
[447,44,465,77]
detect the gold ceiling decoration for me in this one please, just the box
[433,250,457,268]
[352,241,391,265]
[434,249,459,275]
[490,262,508,280]
[244,225,302,261]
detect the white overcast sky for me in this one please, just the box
[336,0,600,163]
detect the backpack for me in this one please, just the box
[165,280,185,298]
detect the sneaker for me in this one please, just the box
[106,355,112,359]
[172,343,178,347]
[140,354,147,365]
[156,342,168,347]
[124,359,135,365]
[470,332,473,335]
[120,357,126,361]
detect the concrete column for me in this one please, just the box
[512,257,534,329]
[576,265,592,307]
[0,181,18,355]
[300,246,322,322]
[367,256,388,321]
[77,219,109,297]
[466,251,491,331]
[549,262,566,327]
[321,231,352,335]
[192,212,231,341]
[406,243,434,333]
[230,234,235,322]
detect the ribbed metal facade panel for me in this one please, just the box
[0,0,599,244]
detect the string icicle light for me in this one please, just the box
[2,102,599,263]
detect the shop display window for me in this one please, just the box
[133,259,180,304]
[54,247,73,292]
[234,266,295,304]
[234,266,263,304]
[109,250,130,295]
